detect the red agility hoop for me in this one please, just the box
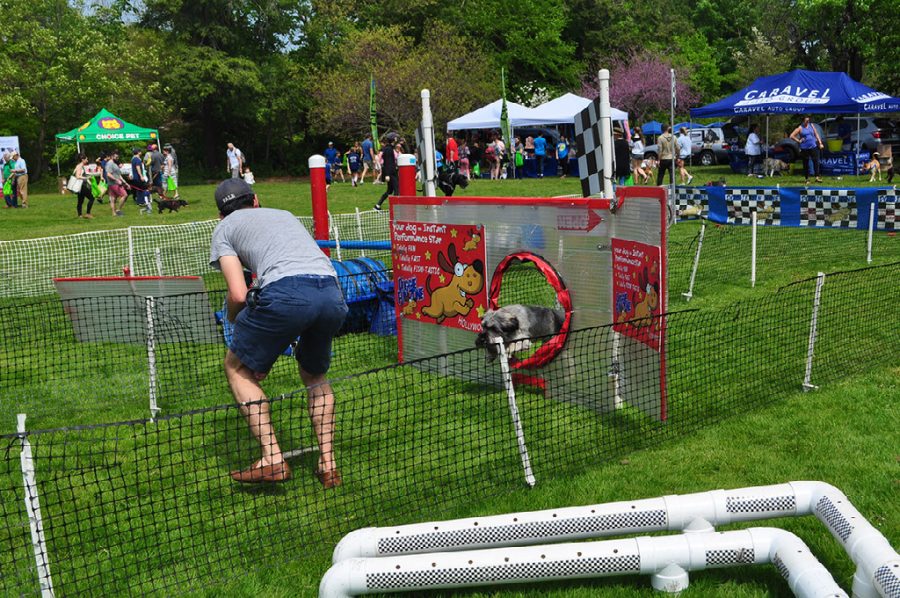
[488,252,572,370]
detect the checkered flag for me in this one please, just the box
[575,97,606,197]
[801,189,857,228]
[675,187,707,218]
[876,190,897,231]
[725,188,780,225]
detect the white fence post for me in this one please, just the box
[751,210,758,288]
[493,337,535,487]
[18,414,55,597]
[154,247,163,277]
[354,208,366,257]
[803,272,826,392]
[146,297,160,419]
[682,220,706,301]
[330,213,342,261]
[867,200,876,264]
[127,226,135,276]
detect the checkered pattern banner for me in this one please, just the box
[575,97,605,197]
[675,187,707,219]
[800,189,857,228]
[725,188,781,226]
[876,191,897,232]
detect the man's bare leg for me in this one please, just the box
[299,368,336,475]
[225,350,283,466]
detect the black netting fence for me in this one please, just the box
[0,262,898,595]
[667,219,899,302]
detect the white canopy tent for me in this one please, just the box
[529,93,629,124]
[446,99,544,131]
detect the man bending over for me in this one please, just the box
[209,179,348,487]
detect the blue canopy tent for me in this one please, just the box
[689,69,900,171]
[642,121,662,135]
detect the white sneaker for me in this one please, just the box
[373,204,382,211]
[687,175,694,185]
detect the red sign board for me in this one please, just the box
[392,221,488,332]
[611,238,662,351]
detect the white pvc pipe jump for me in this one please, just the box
[597,69,614,200]
[329,481,899,597]
[320,528,848,597]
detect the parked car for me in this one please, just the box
[819,116,899,154]
[771,122,826,162]
[642,127,732,166]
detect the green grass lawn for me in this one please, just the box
[211,365,900,598]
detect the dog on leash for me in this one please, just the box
[861,152,881,182]
[763,158,790,177]
[475,304,565,362]
[155,198,188,213]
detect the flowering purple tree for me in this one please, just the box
[581,53,700,125]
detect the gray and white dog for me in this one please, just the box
[475,304,565,362]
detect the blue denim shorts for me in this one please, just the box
[230,275,348,375]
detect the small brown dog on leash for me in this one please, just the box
[155,198,188,213]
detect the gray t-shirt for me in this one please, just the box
[209,207,336,288]
[104,160,123,183]
[149,150,164,174]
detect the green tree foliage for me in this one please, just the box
[308,25,495,141]
[0,0,163,180]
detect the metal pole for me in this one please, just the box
[855,113,861,177]
[421,90,437,197]
[18,414,55,597]
[682,220,706,302]
[751,210,758,288]
[597,69,614,199]
[803,272,826,391]
[493,337,535,487]
[146,297,159,419]
[867,199,876,263]
[354,208,366,257]
[670,69,676,222]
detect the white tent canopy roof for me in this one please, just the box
[446,99,544,131]
[529,93,629,124]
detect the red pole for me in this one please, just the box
[309,155,330,257]
[398,153,417,197]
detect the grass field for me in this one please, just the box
[0,170,897,597]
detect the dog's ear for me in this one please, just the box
[499,315,519,333]
[437,250,454,273]
[447,243,458,264]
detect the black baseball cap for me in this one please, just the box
[215,178,254,212]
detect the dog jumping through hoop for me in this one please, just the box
[475,304,565,362]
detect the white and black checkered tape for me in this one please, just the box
[366,554,641,589]
[575,97,605,197]
[773,554,790,581]
[801,189,858,228]
[725,495,796,514]
[725,188,781,225]
[876,190,897,232]
[705,548,755,566]
[675,187,707,218]
[874,564,900,598]
[816,496,854,542]
[376,510,667,554]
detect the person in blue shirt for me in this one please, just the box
[130,148,152,214]
[435,149,444,170]
[347,141,363,187]
[361,135,375,182]
[556,135,569,178]
[323,141,344,183]
[533,133,547,178]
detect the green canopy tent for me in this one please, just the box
[55,109,159,174]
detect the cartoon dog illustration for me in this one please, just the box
[463,233,481,252]
[631,266,659,329]
[421,244,485,324]
[401,299,417,316]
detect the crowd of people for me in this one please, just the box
[62,143,182,218]
[1,150,29,209]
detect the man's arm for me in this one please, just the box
[219,255,249,322]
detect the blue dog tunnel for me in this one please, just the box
[331,257,395,337]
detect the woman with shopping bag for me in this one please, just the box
[70,154,95,219]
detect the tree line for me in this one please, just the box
[0,0,896,182]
